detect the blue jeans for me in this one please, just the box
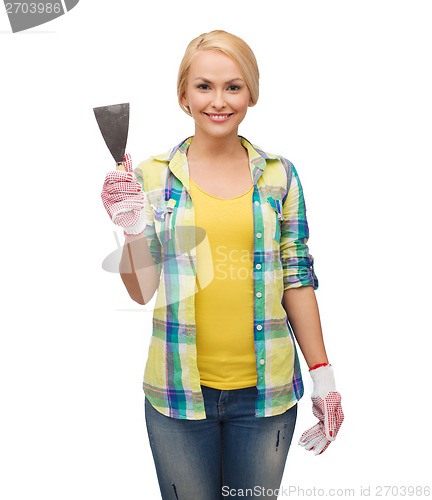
[145,385,298,499]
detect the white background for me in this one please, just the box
[1,1,431,498]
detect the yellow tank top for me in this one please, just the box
[189,176,257,390]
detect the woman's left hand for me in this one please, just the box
[298,365,344,455]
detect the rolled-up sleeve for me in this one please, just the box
[134,162,162,274]
[280,164,319,290]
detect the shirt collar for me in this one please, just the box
[151,136,278,188]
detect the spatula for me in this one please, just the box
[93,102,130,171]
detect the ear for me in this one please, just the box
[181,92,188,107]
[248,98,255,108]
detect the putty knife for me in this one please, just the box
[93,102,130,171]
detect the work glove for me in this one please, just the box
[298,364,344,455]
[101,154,147,235]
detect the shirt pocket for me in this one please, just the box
[266,196,283,243]
[152,198,176,244]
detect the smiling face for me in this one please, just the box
[181,50,253,141]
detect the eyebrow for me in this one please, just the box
[193,77,244,84]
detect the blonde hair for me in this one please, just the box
[177,30,260,115]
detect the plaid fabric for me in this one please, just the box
[134,136,318,420]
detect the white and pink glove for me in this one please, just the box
[101,154,147,236]
[298,364,344,455]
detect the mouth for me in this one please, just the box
[204,113,233,122]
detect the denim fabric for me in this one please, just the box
[145,385,297,499]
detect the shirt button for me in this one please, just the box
[259,359,265,365]
[254,200,260,206]
[256,232,262,239]
[255,263,262,270]
[256,292,262,298]
[256,325,263,331]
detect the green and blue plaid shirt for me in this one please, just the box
[135,136,318,420]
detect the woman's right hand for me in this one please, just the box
[101,153,147,235]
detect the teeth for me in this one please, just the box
[208,114,230,120]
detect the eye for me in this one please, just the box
[228,85,241,91]
[197,84,210,90]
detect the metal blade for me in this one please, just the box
[93,103,130,164]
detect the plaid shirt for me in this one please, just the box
[135,136,318,420]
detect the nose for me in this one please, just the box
[211,91,226,110]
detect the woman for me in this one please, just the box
[101,30,344,500]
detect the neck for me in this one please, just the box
[187,129,245,160]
